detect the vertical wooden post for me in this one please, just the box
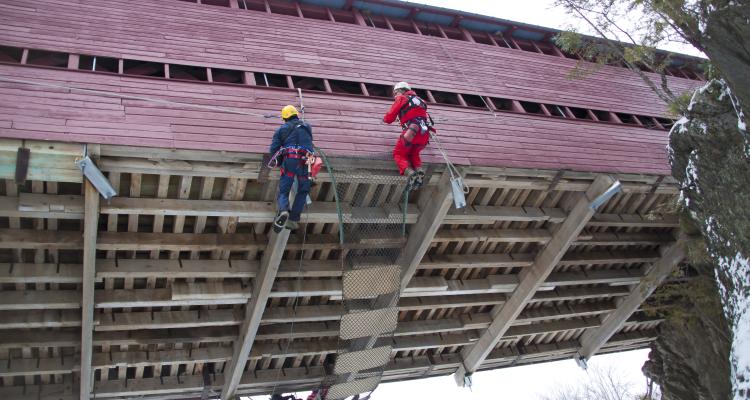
[384,16,394,31]
[243,71,256,86]
[411,20,422,35]
[486,33,499,47]
[352,9,367,26]
[425,90,437,104]
[80,179,100,400]
[456,93,468,107]
[360,82,370,96]
[67,54,80,70]
[460,28,475,43]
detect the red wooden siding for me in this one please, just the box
[0,64,672,174]
[0,0,698,118]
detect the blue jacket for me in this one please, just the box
[269,117,314,154]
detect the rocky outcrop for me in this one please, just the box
[662,79,748,399]
[642,264,732,400]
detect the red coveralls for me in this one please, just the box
[383,90,431,175]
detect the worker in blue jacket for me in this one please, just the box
[269,105,314,232]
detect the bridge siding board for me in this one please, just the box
[1,65,670,174]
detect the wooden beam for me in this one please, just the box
[0,245,661,285]
[221,230,290,400]
[0,314,656,378]
[0,330,655,400]
[0,193,679,228]
[577,240,685,361]
[0,291,625,333]
[433,228,674,246]
[0,229,402,252]
[80,180,99,400]
[0,270,632,311]
[454,175,617,385]
[399,172,454,289]
[97,157,260,179]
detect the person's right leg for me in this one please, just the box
[392,136,413,176]
[408,136,428,188]
[289,165,311,227]
[275,162,295,231]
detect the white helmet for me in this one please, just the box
[393,81,411,92]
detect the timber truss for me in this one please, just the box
[0,139,685,399]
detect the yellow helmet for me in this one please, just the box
[281,105,299,120]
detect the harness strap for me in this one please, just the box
[398,94,428,121]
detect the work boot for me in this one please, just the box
[404,167,419,189]
[273,211,289,233]
[413,168,426,189]
[284,219,299,231]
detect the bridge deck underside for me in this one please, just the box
[0,141,679,399]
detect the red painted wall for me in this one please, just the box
[0,0,696,174]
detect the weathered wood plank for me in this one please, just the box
[80,180,100,400]
[222,230,290,400]
[577,240,685,361]
[454,175,616,385]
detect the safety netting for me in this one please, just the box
[313,149,416,400]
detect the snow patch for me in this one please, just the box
[721,82,748,133]
[716,252,750,399]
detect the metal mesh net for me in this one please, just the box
[313,150,413,400]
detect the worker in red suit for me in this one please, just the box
[383,81,434,189]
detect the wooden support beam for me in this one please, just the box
[0,313,655,378]
[0,271,632,311]
[0,245,661,285]
[221,230,290,400]
[0,331,656,400]
[433,228,673,246]
[577,240,685,361]
[0,193,679,228]
[399,172,454,289]
[454,175,617,385]
[80,180,99,400]
[0,229,402,252]
[0,290,626,332]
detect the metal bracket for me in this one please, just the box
[462,372,473,389]
[14,147,30,185]
[574,352,589,370]
[76,154,117,200]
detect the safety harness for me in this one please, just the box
[268,120,315,179]
[398,94,435,146]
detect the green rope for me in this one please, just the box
[401,184,410,237]
[314,146,345,246]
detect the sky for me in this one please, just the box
[245,1,674,399]
[243,349,652,400]
[410,0,703,57]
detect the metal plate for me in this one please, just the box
[339,307,398,340]
[334,346,393,374]
[326,376,381,400]
[342,265,401,300]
